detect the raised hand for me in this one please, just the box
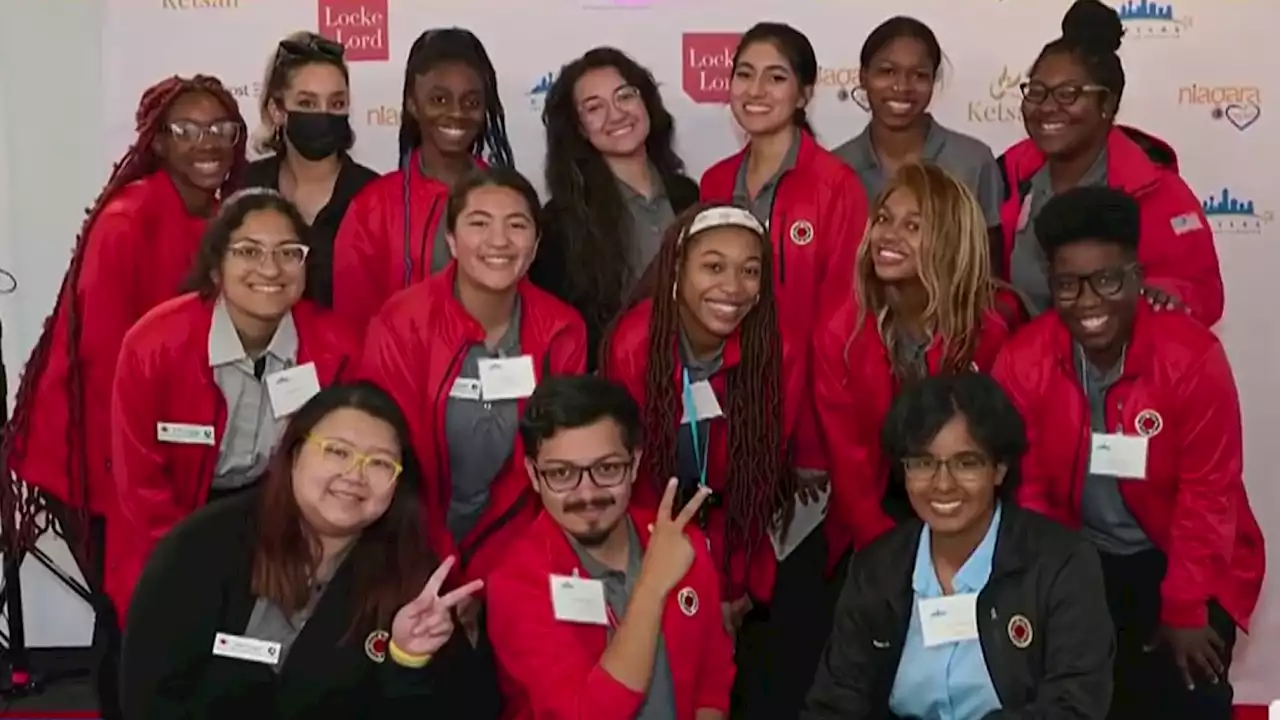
[638,478,711,597]
[390,556,484,658]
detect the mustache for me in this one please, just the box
[563,496,616,513]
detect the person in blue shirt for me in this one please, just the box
[803,372,1113,719]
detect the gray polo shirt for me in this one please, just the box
[568,519,677,720]
[831,115,1003,227]
[733,129,801,228]
[242,544,353,673]
[1076,346,1153,554]
[431,220,451,274]
[619,171,676,282]
[1010,150,1109,317]
[444,300,522,541]
[208,302,297,490]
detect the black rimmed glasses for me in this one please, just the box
[578,85,644,131]
[1048,264,1138,302]
[902,452,992,482]
[227,241,310,270]
[166,120,241,147]
[307,436,402,490]
[533,458,634,493]
[1019,81,1109,107]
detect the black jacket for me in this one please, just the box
[530,171,699,369]
[120,490,499,719]
[239,154,379,308]
[804,504,1114,720]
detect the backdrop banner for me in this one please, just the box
[101,0,1273,702]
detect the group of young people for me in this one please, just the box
[0,0,1262,718]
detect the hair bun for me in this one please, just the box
[1061,0,1124,53]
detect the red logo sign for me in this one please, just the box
[682,33,740,104]
[317,0,389,62]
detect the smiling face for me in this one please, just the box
[157,90,238,193]
[525,417,637,547]
[218,208,307,323]
[408,61,486,157]
[676,226,764,347]
[869,188,924,282]
[292,407,401,539]
[860,36,936,130]
[730,40,809,137]
[448,184,539,293]
[574,65,650,159]
[1048,238,1139,357]
[1021,50,1112,160]
[904,413,1005,537]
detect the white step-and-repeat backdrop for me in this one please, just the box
[15,0,1264,700]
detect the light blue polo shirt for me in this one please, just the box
[889,503,1004,719]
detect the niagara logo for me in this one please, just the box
[1114,1,1191,39]
[527,72,555,111]
[1202,188,1273,234]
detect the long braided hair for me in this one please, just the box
[0,75,247,557]
[621,203,793,567]
[398,28,514,168]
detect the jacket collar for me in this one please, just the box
[1041,301,1157,380]
[431,261,545,347]
[1004,125,1166,196]
[726,129,819,175]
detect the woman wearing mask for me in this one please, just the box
[120,382,499,718]
[360,167,586,603]
[833,17,1005,268]
[105,189,356,622]
[333,28,514,335]
[533,47,699,366]
[0,74,245,720]
[241,32,379,307]
[998,0,1223,324]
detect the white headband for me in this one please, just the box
[679,206,765,245]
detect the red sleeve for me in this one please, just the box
[990,346,1054,519]
[817,171,868,308]
[79,211,147,417]
[1160,343,1242,628]
[551,316,588,376]
[811,311,894,548]
[1141,179,1225,326]
[487,559,646,720]
[332,189,391,335]
[359,308,426,454]
[692,536,736,713]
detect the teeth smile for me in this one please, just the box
[1080,316,1108,331]
[607,124,634,137]
[877,248,906,260]
[480,257,515,267]
[885,101,913,112]
[930,500,961,514]
[440,127,467,139]
[743,103,771,114]
[194,161,222,173]
[706,300,741,316]
[251,285,284,294]
[1040,122,1066,133]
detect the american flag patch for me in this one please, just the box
[1170,213,1204,235]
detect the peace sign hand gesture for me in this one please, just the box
[638,478,712,597]
[390,556,484,658]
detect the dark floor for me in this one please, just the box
[0,648,98,717]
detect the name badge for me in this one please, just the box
[680,380,724,423]
[448,377,482,401]
[918,593,979,648]
[1015,193,1034,232]
[1089,433,1148,480]
[477,355,537,401]
[211,632,281,665]
[265,362,321,419]
[157,422,216,446]
[549,573,608,626]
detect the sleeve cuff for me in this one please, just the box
[1160,597,1209,628]
[587,665,646,717]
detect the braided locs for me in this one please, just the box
[623,203,794,573]
[0,75,247,558]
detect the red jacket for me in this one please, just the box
[7,172,208,515]
[991,305,1264,630]
[602,299,808,603]
[701,131,869,475]
[332,151,451,335]
[813,300,1011,559]
[105,294,355,619]
[487,508,735,720]
[358,264,587,586]
[996,126,1224,326]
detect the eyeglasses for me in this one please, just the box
[227,241,310,270]
[902,452,991,482]
[1019,81,1109,107]
[533,459,633,493]
[278,35,345,61]
[578,85,644,131]
[167,120,241,147]
[1048,264,1137,302]
[307,436,402,490]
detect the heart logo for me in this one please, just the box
[1224,103,1260,131]
[843,86,870,112]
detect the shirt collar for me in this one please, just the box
[617,165,668,204]
[912,502,1003,595]
[847,114,947,174]
[207,299,299,368]
[568,517,641,578]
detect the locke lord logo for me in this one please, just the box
[318,0,389,62]
[682,33,740,104]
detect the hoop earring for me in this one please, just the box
[671,281,678,302]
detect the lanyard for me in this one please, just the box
[681,368,708,488]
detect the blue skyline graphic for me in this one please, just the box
[1203,188,1257,216]
[528,73,554,96]
[1117,1,1176,20]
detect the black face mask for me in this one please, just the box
[283,111,352,161]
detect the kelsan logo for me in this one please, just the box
[162,0,238,8]
[1202,188,1273,234]
[318,0,388,62]
[1178,84,1262,132]
[1114,1,1191,39]
[969,66,1027,124]
[682,33,740,104]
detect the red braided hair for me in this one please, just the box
[0,75,247,556]
[610,203,794,570]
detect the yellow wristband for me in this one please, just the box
[388,639,432,668]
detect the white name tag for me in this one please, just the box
[448,377,482,401]
[477,355,537,401]
[549,573,608,626]
[918,593,980,648]
[1016,193,1034,232]
[680,380,724,423]
[211,632,281,665]
[157,422,216,446]
[265,362,321,419]
[1089,433,1148,479]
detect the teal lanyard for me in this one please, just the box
[681,368,709,488]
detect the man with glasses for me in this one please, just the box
[486,374,735,720]
[992,186,1264,720]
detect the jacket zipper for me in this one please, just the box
[416,196,441,284]
[433,343,470,517]
[769,171,791,285]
